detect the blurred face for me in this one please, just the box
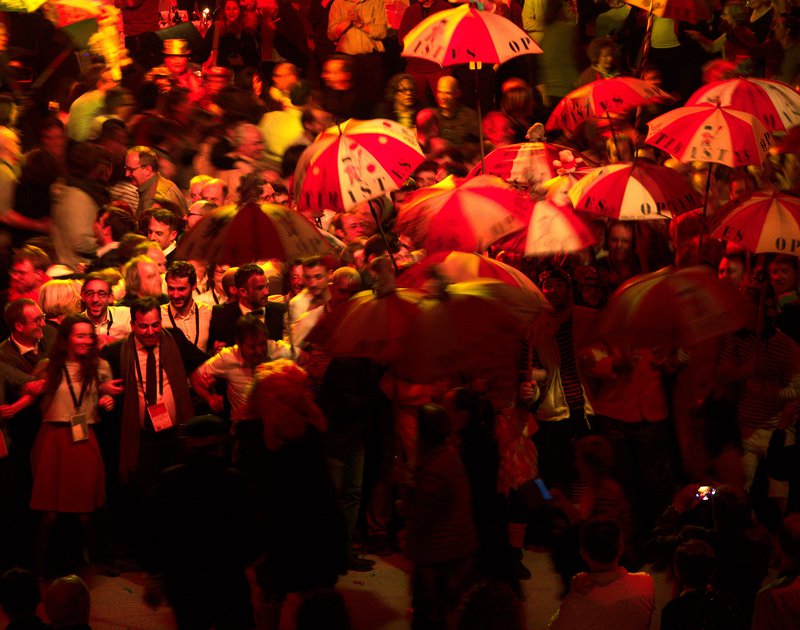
[240,272,268,309]
[125,152,153,186]
[94,212,112,246]
[148,218,177,250]
[718,257,745,285]
[769,260,798,296]
[202,182,225,205]
[9,259,42,294]
[69,322,96,359]
[138,262,163,297]
[190,180,207,203]
[272,63,297,93]
[339,213,368,243]
[213,264,230,293]
[40,126,66,159]
[329,276,359,307]
[238,332,268,366]
[608,224,634,264]
[167,275,195,313]
[252,73,264,96]
[147,247,167,275]
[164,54,189,76]
[238,128,264,160]
[303,264,330,299]
[597,47,615,71]
[288,264,304,295]
[415,169,437,188]
[435,78,458,112]
[81,279,112,320]
[15,304,45,344]
[224,0,240,22]
[321,59,351,91]
[542,278,570,311]
[205,75,230,96]
[132,308,162,348]
[186,201,211,230]
[394,79,416,109]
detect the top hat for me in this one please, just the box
[163,39,191,56]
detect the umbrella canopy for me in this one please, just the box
[0,0,46,10]
[401,2,542,67]
[293,118,424,215]
[597,265,750,348]
[466,142,595,186]
[624,0,713,23]
[395,280,547,382]
[396,250,548,303]
[646,103,772,168]
[394,174,527,252]
[175,202,334,265]
[524,198,596,256]
[686,77,800,134]
[304,288,426,365]
[546,77,671,132]
[568,161,701,221]
[709,191,800,256]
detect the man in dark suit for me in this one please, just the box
[0,299,55,570]
[208,263,285,351]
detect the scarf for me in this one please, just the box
[118,330,194,481]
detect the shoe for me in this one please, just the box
[347,555,376,572]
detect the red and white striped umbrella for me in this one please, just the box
[524,199,596,256]
[466,142,594,186]
[646,103,772,168]
[293,118,424,215]
[401,2,541,67]
[568,161,701,221]
[395,175,527,253]
[686,77,800,134]
[546,77,671,132]
[710,191,800,256]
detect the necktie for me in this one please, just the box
[145,347,157,406]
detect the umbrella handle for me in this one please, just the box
[698,162,712,253]
[474,61,486,173]
[368,199,400,274]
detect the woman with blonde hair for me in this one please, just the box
[38,279,82,328]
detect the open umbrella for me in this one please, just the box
[396,250,549,303]
[524,197,596,256]
[568,161,701,221]
[646,103,772,168]
[395,280,549,382]
[303,288,426,365]
[0,0,46,10]
[293,118,425,215]
[597,265,750,348]
[546,77,671,133]
[401,2,541,67]
[709,191,800,256]
[686,77,800,134]
[394,174,527,253]
[401,1,542,165]
[465,142,595,186]
[175,202,334,265]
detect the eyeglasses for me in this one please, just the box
[397,87,415,94]
[82,290,110,299]
[24,315,45,324]
[125,164,148,174]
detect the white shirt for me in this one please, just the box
[84,305,131,341]
[161,301,212,352]
[134,338,176,428]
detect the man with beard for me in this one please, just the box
[161,261,211,353]
[81,273,131,346]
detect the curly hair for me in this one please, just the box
[250,359,326,450]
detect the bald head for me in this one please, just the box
[44,575,90,627]
[435,76,460,113]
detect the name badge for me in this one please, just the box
[71,414,89,443]
[147,402,173,432]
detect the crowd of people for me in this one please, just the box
[0,0,798,628]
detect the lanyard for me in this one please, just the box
[63,365,91,412]
[167,304,200,346]
[212,290,220,305]
[105,308,113,336]
[133,346,164,399]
